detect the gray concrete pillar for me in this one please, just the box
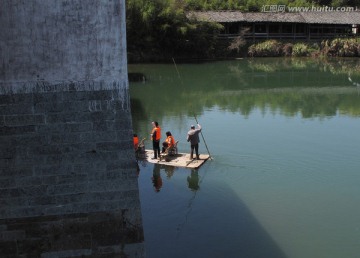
[0,0,144,256]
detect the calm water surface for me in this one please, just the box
[129,58,360,258]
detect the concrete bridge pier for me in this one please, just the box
[0,1,144,257]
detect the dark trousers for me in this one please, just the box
[162,142,169,153]
[153,140,160,158]
[190,144,199,159]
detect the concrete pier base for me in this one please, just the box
[0,0,144,256]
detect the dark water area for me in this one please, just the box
[129,58,360,258]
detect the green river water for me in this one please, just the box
[129,57,360,258]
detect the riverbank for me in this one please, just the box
[127,37,360,63]
[247,37,360,57]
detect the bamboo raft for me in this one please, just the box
[144,150,210,169]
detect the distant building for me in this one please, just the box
[187,11,360,41]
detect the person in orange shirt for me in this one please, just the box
[162,131,175,153]
[133,133,139,151]
[150,121,161,159]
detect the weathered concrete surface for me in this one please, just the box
[0,0,127,84]
[0,0,144,256]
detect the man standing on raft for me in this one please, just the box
[187,124,202,160]
[150,121,161,159]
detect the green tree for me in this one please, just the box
[126,0,223,62]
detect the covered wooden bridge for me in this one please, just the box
[187,11,360,41]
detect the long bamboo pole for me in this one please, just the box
[172,58,212,160]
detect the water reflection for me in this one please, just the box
[348,72,360,95]
[141,163,199,192]
[138,156,203,194]
[187,169,200,191]
[152,164,163,192]
[163,165,176,179]
[148,163,178,192]
[129,58,360,128]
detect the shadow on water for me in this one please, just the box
[138,163,287,258]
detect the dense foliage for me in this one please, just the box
[126,0,360,62]
[126,0,222,62]
[247,38,360,57]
